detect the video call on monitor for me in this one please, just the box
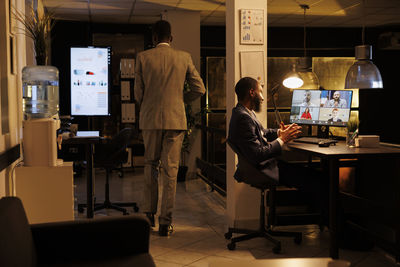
[290,89,353,127]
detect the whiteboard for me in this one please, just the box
[240,51,265,86]
[240,9,264,44]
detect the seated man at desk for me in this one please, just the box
[228,77,327,215]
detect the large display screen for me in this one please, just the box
[70,47,111,116]
[289,89,353,127]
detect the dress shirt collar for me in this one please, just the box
[238,103,256,119]
[156,42,170,47]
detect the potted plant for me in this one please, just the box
[13,7,59,120]
[177,82,201,182]
[13,7,55,65]
[346,117,359,147]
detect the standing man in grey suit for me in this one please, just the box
[135,20,205,236]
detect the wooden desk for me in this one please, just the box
[63,136,105,218]
[286,141,400,259]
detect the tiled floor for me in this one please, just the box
[74,167,399,267]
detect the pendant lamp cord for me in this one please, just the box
[362,0,365,45]
[300,4,309,57]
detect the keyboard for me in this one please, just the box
[293,137,338,145]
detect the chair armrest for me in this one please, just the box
[31,215,150,264]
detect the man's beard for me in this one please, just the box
[253,95,262,112]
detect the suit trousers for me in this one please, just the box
[142,130,185,225]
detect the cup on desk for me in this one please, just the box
[346,132,356,147]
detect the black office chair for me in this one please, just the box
[93,128,139,215]
[225,140,302,253]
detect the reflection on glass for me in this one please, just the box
[207,113,226,166]
[206,57,226,109]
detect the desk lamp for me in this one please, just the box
[270,80,303,126]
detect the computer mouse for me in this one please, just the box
[318,141,330,147]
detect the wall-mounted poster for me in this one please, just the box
[240,51,265,86]
[240,9,264,44]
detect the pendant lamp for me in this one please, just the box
[282,64,303,89]
[282,4,319,90]
[345,0,383,89]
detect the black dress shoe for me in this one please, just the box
[159,224,173,236]
[145,213,155,227]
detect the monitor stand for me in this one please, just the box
[317,125,330,139]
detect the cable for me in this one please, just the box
[300,4,310,57]
[10,159,24,196]
[362,0,365,45]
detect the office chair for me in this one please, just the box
[225,140,302,253]
[93,128,139,215]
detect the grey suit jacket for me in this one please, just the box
[228,103,282,182]
[134,44,205,130]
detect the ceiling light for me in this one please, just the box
[282,4,319,90]
[282,64,304,89]
[345,0,383,89]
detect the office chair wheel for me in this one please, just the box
[118,171,123,178]
[294,234,302,244]
[272,244,281,254]
[224,232,232,240]
[227,242,236,250]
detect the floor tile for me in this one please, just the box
[73,167,399,267]
[186,255,235,267]
[154,259,185,267]
[155,249,208,265]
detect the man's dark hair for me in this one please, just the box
[235,77,258,101]
[152,20,171,41]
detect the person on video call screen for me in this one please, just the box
[300,107,312,120]
[300,90,312,107]
[327,108,342,122]
[324,91,347,108]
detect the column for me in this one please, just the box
[226,0,268,228]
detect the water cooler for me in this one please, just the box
[21,65,60,166]
[16,66,74,224]
[22,118,60,166]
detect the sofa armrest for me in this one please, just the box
[31,214,150,264]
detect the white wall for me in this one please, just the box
[163,10,203,180]
[0,0,26,196]
[226,0,268,227]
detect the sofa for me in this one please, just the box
[0,196,156,266]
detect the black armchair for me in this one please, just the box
[93,128,139,215]
[225,140,302,253]
[0,196,155,267]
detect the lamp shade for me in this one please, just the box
[282,58,319,89]
[345,45,383,89]
[283,75,304,89]
[297,57,320,89]
[282,64,303,89]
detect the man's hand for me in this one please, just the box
[279,123,302,143]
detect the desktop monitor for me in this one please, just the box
[290,89,353,127]
[70,46,111,116]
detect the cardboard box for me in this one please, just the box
[355,135,380,147]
